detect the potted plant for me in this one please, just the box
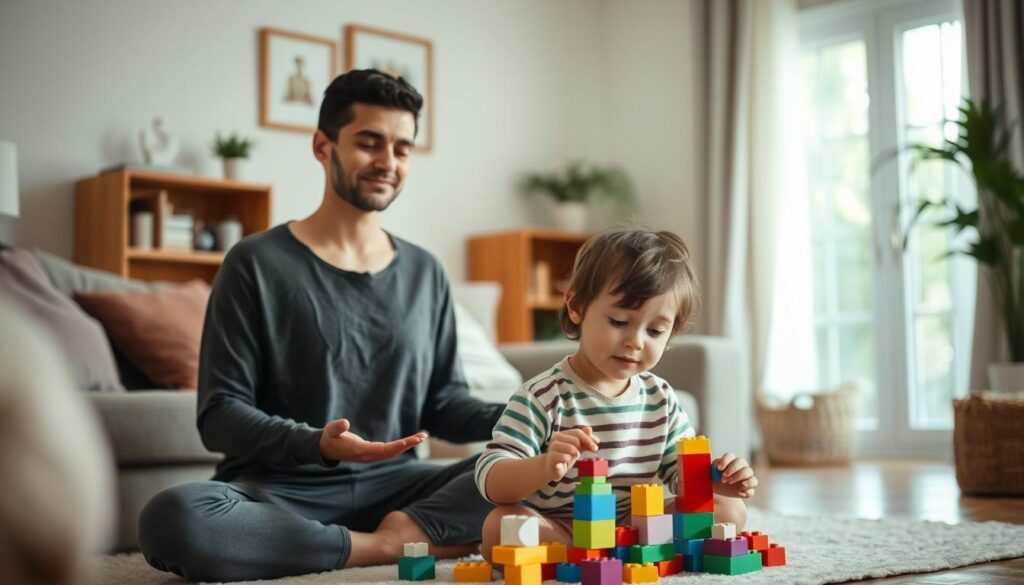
[901,99,1024,391]
[521,160,636,232]
[212,132,254,181]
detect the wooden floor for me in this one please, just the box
[749,460,1024,583]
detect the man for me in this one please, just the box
[138,70,503,582]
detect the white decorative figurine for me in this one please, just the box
[138,117,180,166]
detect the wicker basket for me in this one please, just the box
[953,391,1024,496]
[757,385,857,465]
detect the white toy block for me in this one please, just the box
[500,515,540,546]
[403,542,429,557]
[712,523,736,540]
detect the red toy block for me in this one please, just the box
[656,555,684,576]
[576,458,609,477]
[541,562,557,580]
[678,453,713,513]
[738,531,770,552]
[615,526,639,547]
[761,543,786,566]
[567,546,605,564]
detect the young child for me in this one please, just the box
[475,228,757,558]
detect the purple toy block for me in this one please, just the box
[631,514,673,545]
[703,537,749,557]
[580,557,622,585]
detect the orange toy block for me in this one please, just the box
[454,561,493,582]
[656,555,684,576]
[677,435,710,455]
[761,543,787,566]
[505,562,541,585]
[543,541,567,564]
[630,484,664,516]
[492,545,547,566]
[738,531,770,552]
[623,562,659,583]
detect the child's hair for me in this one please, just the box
[558,227,701,340]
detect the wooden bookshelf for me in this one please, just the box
[74,169,271,283]
[468,228,589,343]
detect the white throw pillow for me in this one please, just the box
[453,301,523,391]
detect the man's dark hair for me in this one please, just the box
[317,69,423,141]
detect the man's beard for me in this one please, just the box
[331,147,400,212]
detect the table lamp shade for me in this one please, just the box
[0,141,19,218]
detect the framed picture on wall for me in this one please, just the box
[260,27,339,133]
[344,24,434,152]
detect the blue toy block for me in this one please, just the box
[608,546,630,561]
[556,563,581,583]
[673,537,704,558]
[710,463,722,483]
[683,554,703,573]
[574,494,616,521]
[398,555,435,581]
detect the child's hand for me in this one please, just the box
[544,426,600,481]
[712,453,757,498]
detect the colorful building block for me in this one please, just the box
[398,555,435,581]
[556,563,581,583]
[703,537,749,557]
[576,482,614,496]
[622,563,659,584]
[579,475,607,486]
[572,519,616,549]
[673,512,713,540]
[677,435,710,455]
[505,562,542,585]
[403,542,429,557]
[710,463,723,483]
[631,514,673,545]
[679,453,713,513]
[501,515,540,546]
[656,555,684,576]
[682,554,703,573]
[544,541,568,564]
[630,484,664,516]
[628,543,676,564]
[615,526,638,547]
[575,494,616,521]
[454,561,493,582]
[738,531,770,552]
[711,522,736,540]
[492,545,547,566]
[703,551,762,576]
[608,546,629,561]
[577,458,609,477]
[761,543,787,567]
[580,557,622,585]
[567,547,605,564]
[674,537,704,558]
[542,563,557,581]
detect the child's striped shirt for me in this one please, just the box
[474,356,695,519]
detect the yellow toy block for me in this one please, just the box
[630,484,664,516]
[677,435,711,455]
[454,561,494,582]
[505,562,542,585]
[542,541,567,564]
[623,562,659,583]
[571,519,616,549]
[492,545,547,566]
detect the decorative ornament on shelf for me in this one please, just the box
[138,117,180,166]
[212,132,254,181]
[520,160,636,232]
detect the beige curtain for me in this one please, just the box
[693,0,801,403]
[963,0,1024,387]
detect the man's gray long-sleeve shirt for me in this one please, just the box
[196,223,503,482]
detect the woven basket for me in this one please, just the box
[953,391,1024,496]
[757,384,857,465]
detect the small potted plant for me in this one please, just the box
[212,132,254,181]
[521,160,636,232]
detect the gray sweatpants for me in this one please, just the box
[138,455,489,582]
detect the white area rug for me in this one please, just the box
[88,508,1024,585]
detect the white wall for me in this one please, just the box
[0,0,701,282]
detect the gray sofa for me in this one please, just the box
[30,249,748,552]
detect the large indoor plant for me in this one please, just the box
[521,160,636,232]
[903,99,1024,391]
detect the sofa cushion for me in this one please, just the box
[0,248,124,392]
[32,248,151,297]
[89,391,220,464]
[74,280,210,390]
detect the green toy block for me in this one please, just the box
[676,512,714,540]
[703,551,762,576]
[398,555,436,581]
[572,519,615,549]
[628,543,676,564]
[579,475,608,486]
[576,482,613,496]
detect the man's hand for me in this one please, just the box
[712,452,758,498]
[319,418,428,463]
[544,427,600,482]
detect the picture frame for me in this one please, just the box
[260,27,339,133]
[344,24,434,152]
